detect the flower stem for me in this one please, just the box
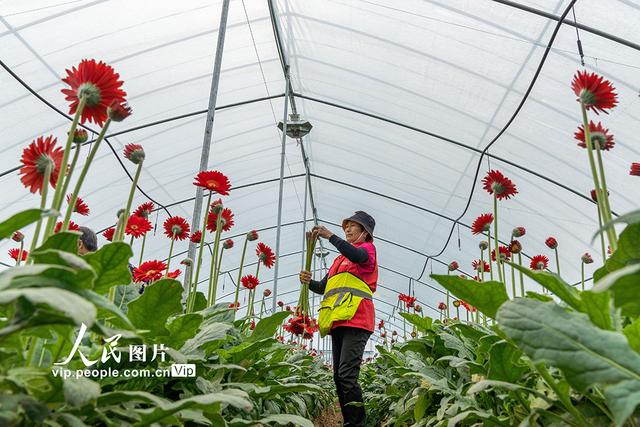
[16,241,25,266]
[493,193,503,283]
[581,262,585,291]
[165,234,176,277]
[59,144,82,206]
[580,102,616,252]
[28,163,53,259]
[446,270,451,319]
[207,216,223,307]
[480,249,485,282]
[259,294,265,319]
[511,263,516,299]
[188,191,212,312]
[554,247,561,276]
[596,207,606,264]
[115,161,144,241]
[487,230,494,281]
[138,233,147,266]
[60,118,112,234]
[594,142,617,250]
[49,96,87,216]
[211,247,225,306]
[517,253,525,297]
[233,237,249,313]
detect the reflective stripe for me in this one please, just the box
[323,286,373,300]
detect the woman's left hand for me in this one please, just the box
[312,225,333,239]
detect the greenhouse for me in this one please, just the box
[1,0,639,426]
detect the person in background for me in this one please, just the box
[77,226,98,255]
[299,211,378,427]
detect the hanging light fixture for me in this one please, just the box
[278,113,312,139]
[315,246,329,258]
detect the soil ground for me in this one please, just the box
[313,402,343,427]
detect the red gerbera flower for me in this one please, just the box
[55,221,79,233]
[482,170,518,200]
[167,269,181,279]
[133,202,154,218]
[512,226,526,238]
[491,245,511,262]
[471,213,494,234]
[102,227,115,242]
[66,194,90,216]
[438,302,447,311]
[123,143,145,164]
[19,135,64,194]
[630,163,640,176]
[530,255,549,271]
[574,121,614,151]
[61,59,127,126]
[190,230,202,243]
[206,208,234,232]
[545,237,558,249]
[472,259,490,273]
[8,248,28,261]
[133,260,167,283]
[403,295,417,308]
[163,216,190,240]
[571,70,618,115]
[241,275,260,290]
[126,215,152,238]
[256,243,276,268]
[448,261,459,271]
[108,100,132,122]
[193,170,231,195]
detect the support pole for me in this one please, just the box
[184,0,231,300]
[272,69,290,312]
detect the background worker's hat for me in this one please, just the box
[342,211,375,238]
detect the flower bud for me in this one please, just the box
[509,239,522,254]
[72,129,88,143]
[180,258,193,266]
[277,300,284,307]
[223,238,234,250]
[545,237,558,249]
[211,198,224,214]
[479,241,488,250]
[410,331,417,338]
[108,101,132,122]
[512,226,526,238]
[414,304,422,313]
[12,231,24,242]
[263,288,272,297]
[582,252,594,264]
[438,302,446,310]
[453,300,461,308]
[448,261,459,271]
[247,229,259,241]
[123,143,145,164]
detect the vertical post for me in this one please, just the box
[300,162,309,269]
[272,68,290,312]
[184,0,231,300]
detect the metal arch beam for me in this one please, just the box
[294,93,617,214]
[491,0,640,52]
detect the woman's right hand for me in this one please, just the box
[299,270,312,285]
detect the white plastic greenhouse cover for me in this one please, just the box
[1,0,640,343]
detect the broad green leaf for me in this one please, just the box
[467,380,550,402]
[624,319,640,354]
[29,249,96,289]
[593,264,640,318]
[486,340,528,383]
[166,313,203,348]
[63,377,100,407]
[430,274,508,318]
[199,302,235,323]
[112,284,139,314]
[525,291,553,302]
[497,298,640,426]
[399,313,433,333]
[580,290,612,330]
[509,262,581,309]
[79,289,135,330]
[85,243,132,294]
[193,291,207,312]
[0,393,50,424]
[414,393,429,421]
[37,232,80,253]
[0,264,75,291]
[236,414,314,427]
[180,320,232,359]
[127,280,183,336]
[249,310,290,341]
[594,224,640,281]
[0,209,49,240]
[0,287,96,329]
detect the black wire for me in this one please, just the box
[571,7,585,66]
[416,0,579,281]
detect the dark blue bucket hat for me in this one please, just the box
[342,211,375,239]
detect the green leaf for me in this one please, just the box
[497,298,640,427]
[595,224,640,281]
[165,313,203,348]
[37,232,80,253]
[0,264,75,291]
[430,274,508,318]
[85,243,132,294]
[249,310,290,341]
[0,209,49,240]
[127,280,183,336]
[592,264,640,318]
[0,287,96,330]
[29,249,96,289]
[580,290,612,330]
[112,284,139,315]
[199,302,235,323]
[63,377,101,407]
[509,262,581,309]
[414,393,429,421]
[180,320,232,359]
[624,318,640,354]
[486,340,528,383]
[525,291,553,302]
[467,380,550,402]
[193,292,207,312]
[80,289,135,330]
[399,313,432,333]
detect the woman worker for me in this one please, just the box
[299,211,377,427]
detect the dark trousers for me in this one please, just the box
[331,326,371,427]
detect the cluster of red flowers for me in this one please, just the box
[283,314,319,339]
[398,293,417,308]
